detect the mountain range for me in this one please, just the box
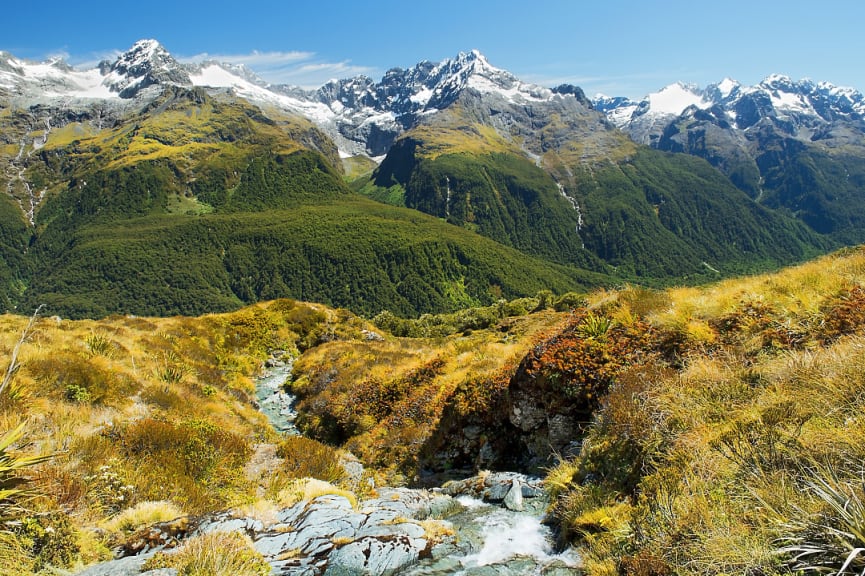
[0,39,857,318]
[595,75,865,240]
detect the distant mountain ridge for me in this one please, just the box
[0,40,591,156]
[594,76,865,242]
[594,75,865,144]
[0,40,850,318]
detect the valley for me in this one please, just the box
[0,38,864,576]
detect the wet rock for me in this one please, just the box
[503,478,524,511]
[73,475,573,576]
[483,481,510,502]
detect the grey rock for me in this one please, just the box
[521,483,546,498]
[253,530,299,558]
[75,554,158,576]
[503,478,524,511]
[325,535,424,576]
[483,482,510,502]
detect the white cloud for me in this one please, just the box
[520,70,699,100]
[53,45,376,90]
[182,49,313,68]
[69,49,123,70]
[181,50,376,89]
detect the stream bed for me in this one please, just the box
[406,495,580,575]
[253,359,581,575]
[254,356,299,435]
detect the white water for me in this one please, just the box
[405,495,580,575]
[458,497,580,570]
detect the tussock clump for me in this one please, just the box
[142,530,270,576]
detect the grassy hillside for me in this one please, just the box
[542,246,865,575]
[3,247,865,574]
[0,299,367,573]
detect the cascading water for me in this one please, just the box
[405,496,580,575]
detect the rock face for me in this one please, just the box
[506,365,589,471]
[75,473,555,576]
[440,471,545,507]
[100,39,191,98]
[77,488,457,576]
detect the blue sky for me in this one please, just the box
[4,0,864,98]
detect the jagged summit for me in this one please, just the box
[596,74,865,144]
[99,38,190,98]
[0,42,594,157]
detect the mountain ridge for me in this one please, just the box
[0,40,849,318]
[594,74,865,243]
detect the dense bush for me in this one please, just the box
[105,418,252,512]
[523,311,659,405]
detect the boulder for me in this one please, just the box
[503,478,524,511]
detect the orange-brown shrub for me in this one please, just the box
[818,285,865,342]
[524,312,659,406]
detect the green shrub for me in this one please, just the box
[84,332,116,357]
[15,512,80,571]
[0,423,52,507]
[64,383,91,404]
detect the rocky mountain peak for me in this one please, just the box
[705,77,742,102]
[101,39,191,98]
[758,73,797,91]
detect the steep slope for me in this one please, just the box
[365,82,826,280]
[0,44,606,318]
[598,76,865,243]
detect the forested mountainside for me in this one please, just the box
[0,41,848,318]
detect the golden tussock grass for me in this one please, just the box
[546,247,865,575]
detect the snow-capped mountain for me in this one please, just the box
[99,39,191,98]
[595,75,865,145]
[276,49,576,156]
[0,41,589,157]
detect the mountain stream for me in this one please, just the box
[254,358,581,575]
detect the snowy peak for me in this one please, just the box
[641,82,707,116]
[597,74,865,142]
[422,49,552,106]
[101,39,190,98]
[705,77,742,102]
